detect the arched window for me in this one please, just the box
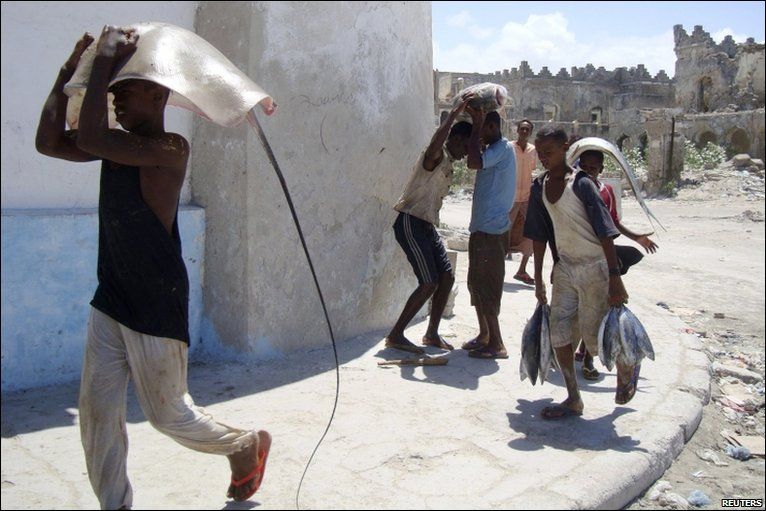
[590,107,603,124]
[638,132,649,160]
[616,134,630,150]
[729,128,750,156]
[696,131,717,149]
[543,103,559,122]
[697,77,713,113]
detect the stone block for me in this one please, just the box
[733,154,753,167]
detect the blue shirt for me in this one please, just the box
[469,138,516,234]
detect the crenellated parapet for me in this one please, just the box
[673,24,764,112]
[674,24,764,57]
[482,61,672,84]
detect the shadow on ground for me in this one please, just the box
[1,328,385,438]
[507,398,646,453]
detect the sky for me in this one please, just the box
[432,1,766,77]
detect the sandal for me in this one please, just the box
[385,339,425,354]
[461,338,488,351]
[582,366,600,381]
[541,404,583,420]
[468,346,509,359]
[228,431,271,501]
[513,273,536,285]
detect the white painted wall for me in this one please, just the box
[193,2,435,355]
[1,1,198,209]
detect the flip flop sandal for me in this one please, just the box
[513,273,535,285]
[541,405,583,420]
[468,347,509,359]
[422,336,454,351]
[461,338,488,351]
[229,431,271,502]
[582,366,600,380]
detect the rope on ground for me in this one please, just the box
[246,110,340,510]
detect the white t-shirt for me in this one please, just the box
[542,174,604,263]
[394,147,454,226]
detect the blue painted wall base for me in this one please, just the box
[1,207,205,392]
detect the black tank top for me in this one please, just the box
[90,160,190,344]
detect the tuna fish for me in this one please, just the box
[538,304,556,384]
[520,303,542,384]
[599,306,655,371]
[566,137,665,233]
[597,307,620,371]
[453,82,508,112]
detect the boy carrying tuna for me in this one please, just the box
[523,127,639,419]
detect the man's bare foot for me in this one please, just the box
[615,364,640,405]
[541,397,584,420]
[227,430,271,501]
[422,334,454,350]
[385,334,425,354]
[461,335,488,351]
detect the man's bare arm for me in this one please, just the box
[616,221,658,253]
[35,33,99,162]
[465,106,485,170]
[423,93,474,171]
[533,240,548,304]
[77,26,188,171]
[600,236,629,305]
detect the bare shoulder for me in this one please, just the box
[158,132,190,172]
[163,132,190,154]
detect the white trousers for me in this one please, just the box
[79,307,256,510]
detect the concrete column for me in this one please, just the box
[644,111,684,195]
[192,2,434,356]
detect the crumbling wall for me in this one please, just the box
[643,109,685,195]
[681,109,766,160]
[674,25,765,113]
[434,61,674,144]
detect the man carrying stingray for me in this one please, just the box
[36,26,269,508]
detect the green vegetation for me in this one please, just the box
[450,159,474,191]
[602,147,648,181]
[683,140,727,172]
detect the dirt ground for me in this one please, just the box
[623,169,765,509]
[442,162,765,509]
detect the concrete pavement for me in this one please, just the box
[1,247,710,510]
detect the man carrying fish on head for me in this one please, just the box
[524,126,639,419]
[458,83,517,360]
[384,93,474,354]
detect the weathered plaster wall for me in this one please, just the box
[192,2,434,356]
[681,109,766,160]
[1,1,198,209]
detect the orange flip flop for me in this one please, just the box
[230,431,272,502]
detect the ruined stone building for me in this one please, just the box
[434,24,765,192]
